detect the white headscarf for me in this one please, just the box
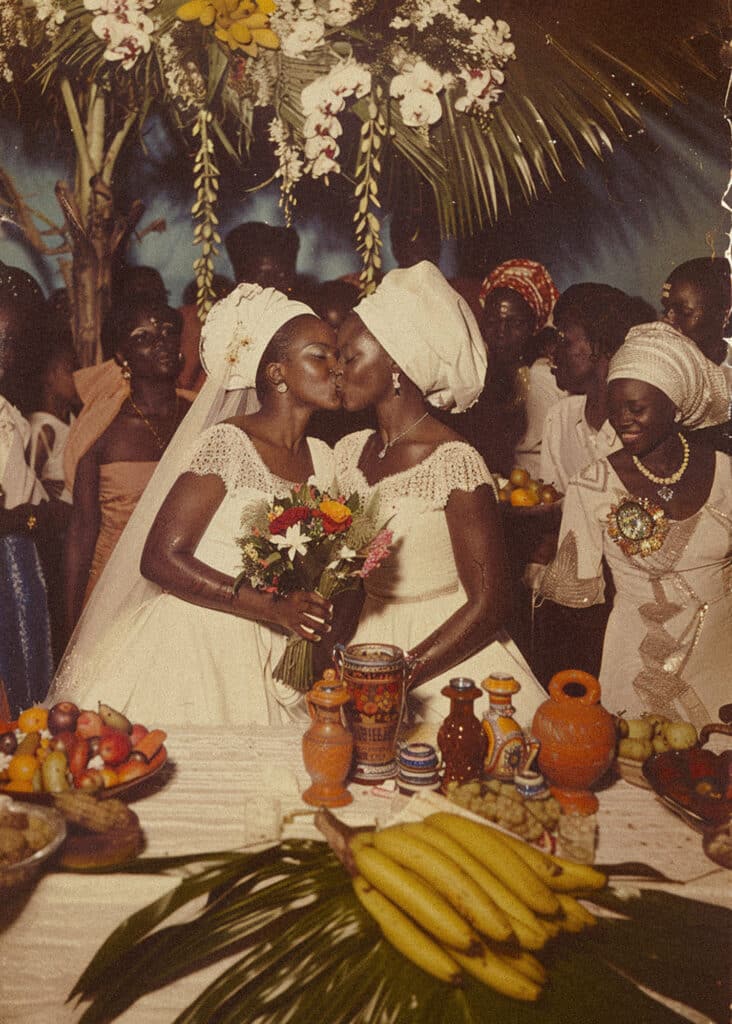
[608,321,730,429]
[200,282,316,388]
[353,261,487,412]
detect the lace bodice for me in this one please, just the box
[335,430,496,600]
[334,429,496,512]
[186,423,332,495]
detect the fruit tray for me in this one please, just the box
[642,724,732,828]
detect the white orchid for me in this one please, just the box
[304,132,339,161]
[92,13,153,68]
[270,523,312,561]
[309,149,340,178]
[301,77,346,116]
[281,14,325,57]
[327,61,370,100]
[303,109,343,139]
[454,66,505,113]
[323,0,354,28]
[390,60,444,100]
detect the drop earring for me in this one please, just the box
[121,360,132,381]
[392,370,401,396]
[276,381,288,393]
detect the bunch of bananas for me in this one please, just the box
[350,812,606,1002]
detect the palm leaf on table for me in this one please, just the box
[67,839,730,1024]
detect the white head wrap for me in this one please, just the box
[200,282,316,388]
[353,261,487,412]
[607,321,730,429]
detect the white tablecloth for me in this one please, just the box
[0,725,728,1023]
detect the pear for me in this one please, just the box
[652,732,672,754]
[98,702,132,735]
[618,737,653,762]
[662,720,698,751]
[644,714,670,736]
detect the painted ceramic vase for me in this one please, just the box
[481,674,539,781]
[531,669,616,814]
[333,642,406,784]
[302,669,353,807]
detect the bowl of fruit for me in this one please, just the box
[0,701,168,801]
[0,795,67,891]
[614,714,700,790]
[496,467,562,515]
[642,723,731,828]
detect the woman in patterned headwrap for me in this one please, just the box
[451,258,562,478]
[538,322,731,727]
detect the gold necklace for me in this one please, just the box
[632,432,690,503]
[377,411,430,460]
[127,394,179,453]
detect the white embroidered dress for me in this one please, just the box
[52,424,333,726]
[335,431,547,726]
[539,454,732,727]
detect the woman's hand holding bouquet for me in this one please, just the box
[235,484,392,691]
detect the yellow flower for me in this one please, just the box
[319,499,352,523]
[179,0,280,55]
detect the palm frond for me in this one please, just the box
[68,840,730,1024]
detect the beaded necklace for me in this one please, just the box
[632,432,690,503]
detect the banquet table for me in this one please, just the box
[0,724,729,1024]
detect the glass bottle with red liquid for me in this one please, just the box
[437,677,487,789]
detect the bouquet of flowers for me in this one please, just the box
[235,483,392,691]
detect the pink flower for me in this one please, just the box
[357,528,393,578]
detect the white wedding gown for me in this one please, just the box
[334,431,547,728]
[50,424,333,726]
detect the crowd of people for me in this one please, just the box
[0,222,729,733]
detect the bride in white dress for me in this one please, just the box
[48,285,340,726]
[334,262,548,726]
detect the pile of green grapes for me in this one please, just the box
[444,779,562,843]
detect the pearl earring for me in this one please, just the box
[121,360,132,381]
[276,381,288,393]
[392,370,401,396]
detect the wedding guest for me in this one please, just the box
[451,259,561,477]
[539,322,730,727]
[0,264,54,714]
[49,285,341,726]
[540,284,652,493]
[334,261,548,725]
[62,295,192,634]
[225,221,300,294]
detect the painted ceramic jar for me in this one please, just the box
[438,677,487,788]
[333,642,406,784]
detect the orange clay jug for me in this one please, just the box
[302,669,353,807]
[531,669,616,814]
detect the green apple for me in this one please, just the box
[618,737,654,762]
[663,720,698,751]
[652,732,672,754]
[624,718,654,741]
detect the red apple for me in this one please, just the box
[76,710,104,738]
[98,730,132,766]
[76,768,104,791]
[129,723,149,747]
[69,737,90,779]
[47,701,80,735]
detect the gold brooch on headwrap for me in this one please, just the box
[607,495,669,558]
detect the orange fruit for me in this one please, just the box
[509,466,530,488]
[8,753,41,783]
[510,486,540,507]
[3,779,34,793]
[18,706,48,733]
[100,767,119,788]
[498,487,512,503]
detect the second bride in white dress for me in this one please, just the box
[335,262,548,726]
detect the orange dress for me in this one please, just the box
[83,461,157,604]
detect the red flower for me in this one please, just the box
[317,511,352,534]
[269,506,311,535]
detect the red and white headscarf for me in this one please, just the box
[479,259,559,330]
